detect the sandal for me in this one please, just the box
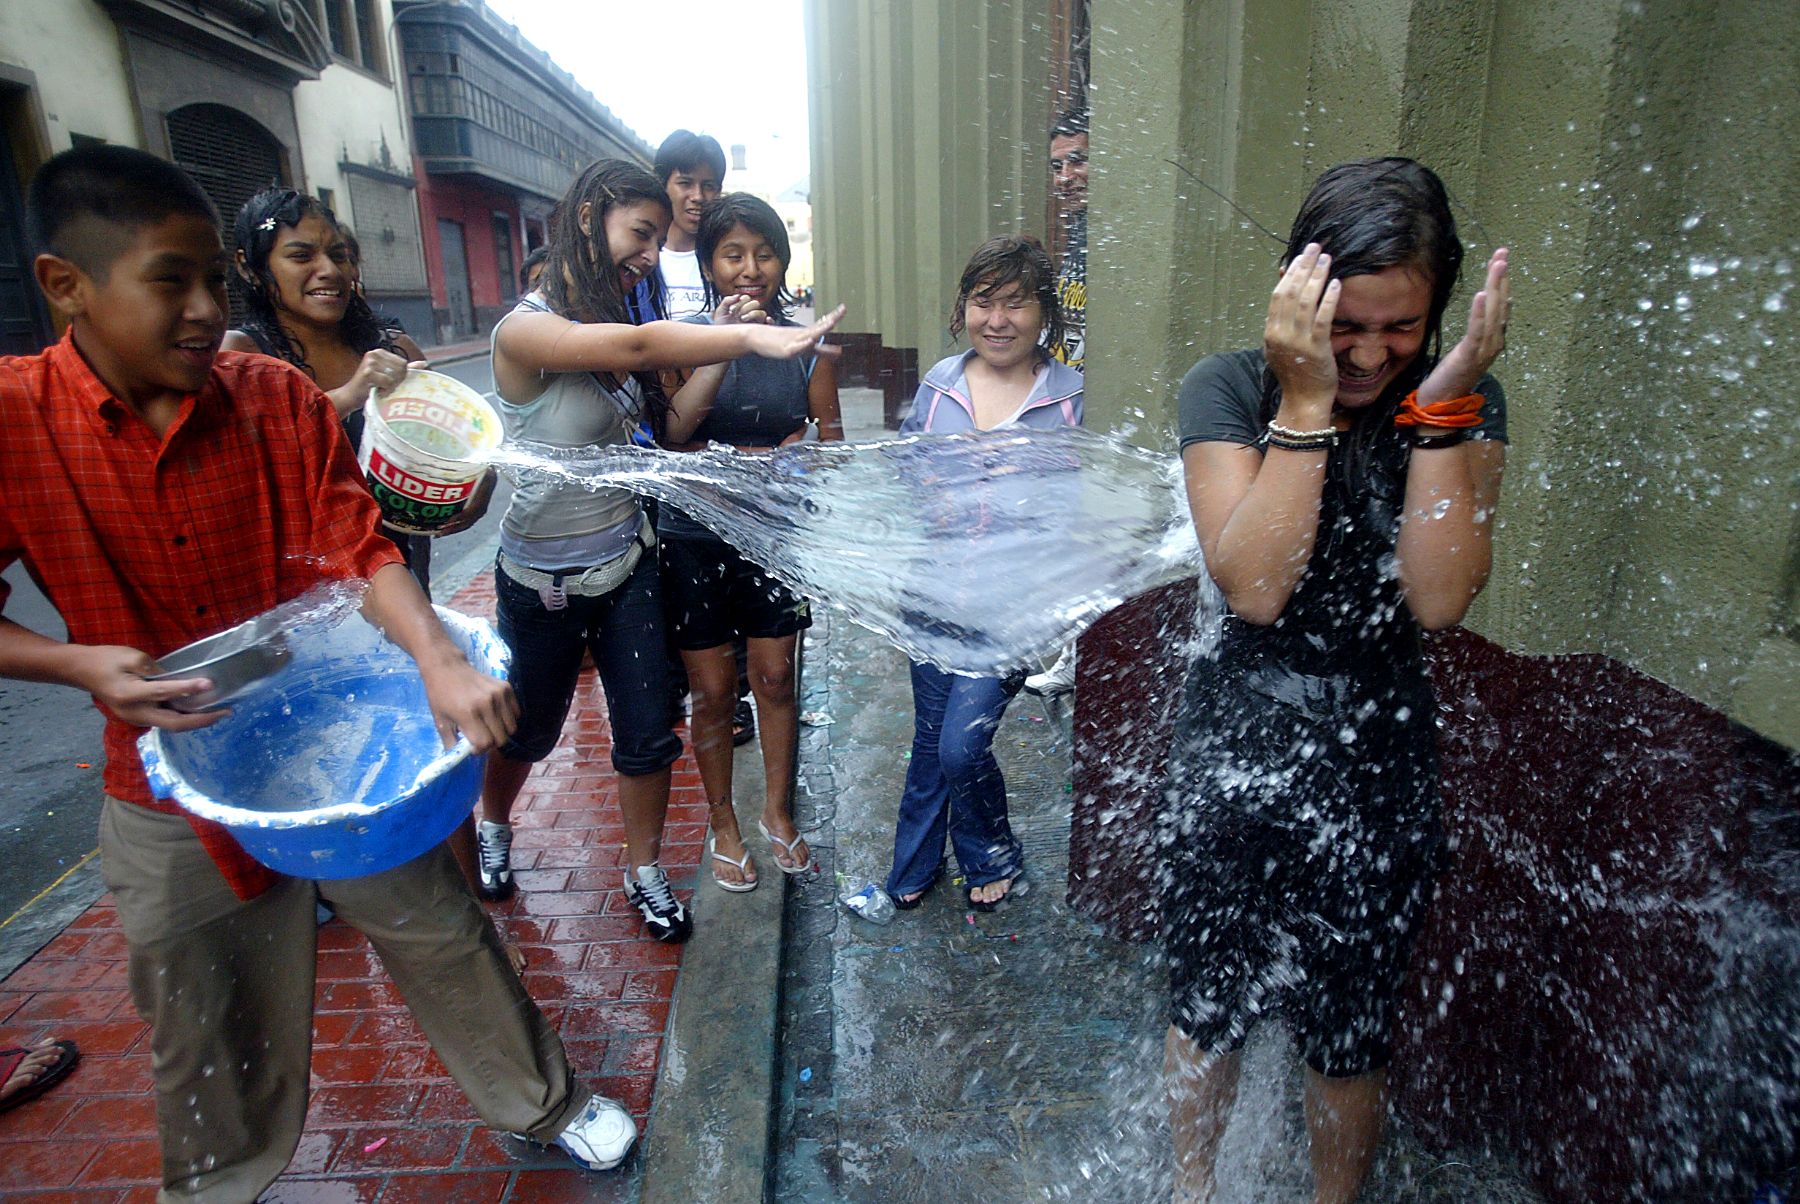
[891,868,942,910]
[708,834,759,893]
[0,1039,79,1114]
[965,872,1029,914]
[757,818,815,876]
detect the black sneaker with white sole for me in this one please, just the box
[476,819,516,900]
[623,862,692,943]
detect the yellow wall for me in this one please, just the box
[1083,0,1798,745]
[803,0,1798,745]
[0,0,140,151]
[805,0,1054,362]
[293,0,417,217]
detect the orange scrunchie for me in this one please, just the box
[1393,390,1485,429]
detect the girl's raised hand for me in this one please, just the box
[1263,244,1341,417]
[746,303,846,361]
[712,293,768,327]
[1420,248,1510,403]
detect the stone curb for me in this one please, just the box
[639,738,790,1204]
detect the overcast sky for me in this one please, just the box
[482,0,813,196]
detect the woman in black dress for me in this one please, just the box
[1163,158,1511,1203]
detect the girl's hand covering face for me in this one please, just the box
[1420,248,1511,404]
[1264,243,1342,411]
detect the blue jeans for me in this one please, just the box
[887,660,1025,897]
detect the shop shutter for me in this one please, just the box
[167,104,286,324]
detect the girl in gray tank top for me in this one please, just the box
[478,159,843,950]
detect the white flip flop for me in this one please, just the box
[708,834,759,893]
[757,819,816,876]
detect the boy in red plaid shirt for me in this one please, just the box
[0,146,635,1199]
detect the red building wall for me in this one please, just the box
[412,158,525,343]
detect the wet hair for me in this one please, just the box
[538,158,675,431]
[230,188,398,378]
[948,235,1064,359]
[1264,157,1465,485]
[27,145,219,277]
[653,129,726,186]
[1282,156,1463,362]
[1051,109,1089,142]
[696,193,795,323]
[519,245,549,295]
[539,158,671,327]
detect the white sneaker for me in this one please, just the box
[551,1093,637,1171]
[1024,645,1077,696]
[476,819,515,900]
[623,862,693,943]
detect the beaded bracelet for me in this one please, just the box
[1267,420,1339,443]
[1266,431,1336,452]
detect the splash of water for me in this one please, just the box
[492,427,1205,675]
[158,578,367,666]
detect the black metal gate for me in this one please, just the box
[166,103,285,324]
[0,120,51,357]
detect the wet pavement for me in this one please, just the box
[0,569,706,1202]
[0,382,1546,1202]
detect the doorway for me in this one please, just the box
[437,218,475,338]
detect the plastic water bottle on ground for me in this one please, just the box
[840,882,896,925]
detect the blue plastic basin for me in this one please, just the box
[140,606,509,879]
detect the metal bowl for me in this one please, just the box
[150,625,293,713]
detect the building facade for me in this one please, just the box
[393,0,652,343]
[0,0,656,353]
[803,0,1057,423]
[0,0,433,345]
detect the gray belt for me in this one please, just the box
[498,521,655,609]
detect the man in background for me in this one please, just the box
[652,130,726,319]
[1048,109,1088,371]
[1027,108,1090,698]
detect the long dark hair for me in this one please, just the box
[538,159,671,329]
[697,193,796,323]
[948,234,1064,360]
[231,188,398,377]
[537,160,675,432]
[1263,158,1464,483]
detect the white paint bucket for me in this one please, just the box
[359,369,503,534]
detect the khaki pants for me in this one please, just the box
[100,799,587,1203]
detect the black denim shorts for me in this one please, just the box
[659,534,810,650]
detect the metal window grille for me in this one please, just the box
[166,104,286,325]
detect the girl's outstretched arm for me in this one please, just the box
[1185,245,1342,626]
[498,304,844,379]
[1395,249,1511,629]
[663,295,769,444]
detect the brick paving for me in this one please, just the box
[0,570,703,1202]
